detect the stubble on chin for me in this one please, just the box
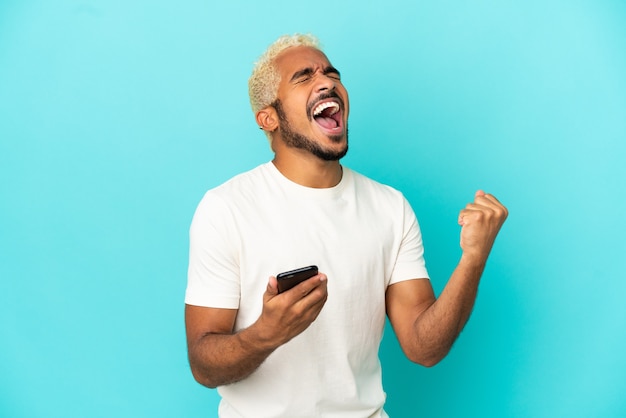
[272,99,348,161]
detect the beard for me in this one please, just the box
[273,99,348,161]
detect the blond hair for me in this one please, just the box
[248,33,321,115]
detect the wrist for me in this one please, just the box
[459,251,488,271]
[239,320,280,354]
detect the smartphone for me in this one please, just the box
[276,265,318,294]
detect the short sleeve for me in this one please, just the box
[388,196,430,285]
[185,192,241,308]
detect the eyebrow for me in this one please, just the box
[290,66,341,83]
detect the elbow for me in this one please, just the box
[189,363,220,389]
[405,348,449,368]
[414,356,443,368]
[409,357,443,368]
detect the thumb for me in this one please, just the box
[475,189,486,199]
[266,276,279,297]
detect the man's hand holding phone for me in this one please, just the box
[253,266,328,350]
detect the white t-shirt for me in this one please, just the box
[186,162,429,418]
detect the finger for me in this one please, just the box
[281,273,327,302]
[266,276,279,297]
[304,291,328,320]
[458,207,491,226]
[294,282,328,317]
[466,191,507,212]
[293,277,328,308]
[472,194,508,221]
[474,192,505,208]
[464,202,495,212]
[296,273,327,294]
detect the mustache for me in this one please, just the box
[306,91,345,119]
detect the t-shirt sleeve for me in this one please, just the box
[388,196,430,285]
[185,191,241,309]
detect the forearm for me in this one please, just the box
[186,275,329,387]
[391,191,507,366]
[188,323,277,388]
[411,255,486,365]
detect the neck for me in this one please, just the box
[272,152,343,188]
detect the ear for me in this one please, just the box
[256,107,279,132]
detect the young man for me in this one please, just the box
[185,34,508,417]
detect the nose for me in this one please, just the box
[315,73,336,93]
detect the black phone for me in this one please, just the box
[276,265,318,293]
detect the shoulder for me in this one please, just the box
[344,167,418,224]
[191,163,271,224]
[213,163,270,193]
[345,167,405,202]
[199,163,271,203]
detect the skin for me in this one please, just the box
[185,46,508,388]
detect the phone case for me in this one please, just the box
[276,265,318,293]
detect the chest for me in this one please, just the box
[242,194,397,270]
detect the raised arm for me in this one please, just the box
[386,191,508,366]
[185,274,328,388]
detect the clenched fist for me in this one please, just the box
[458,190,508,262]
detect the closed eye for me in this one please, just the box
[291,68,315,84]
[324,67,341,80]
[290,66,342,84]
[324,66,341,80]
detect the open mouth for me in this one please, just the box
[312,99,343,134]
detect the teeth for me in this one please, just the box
[313,101,339,116]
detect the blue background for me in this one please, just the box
[1,0,625,417]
